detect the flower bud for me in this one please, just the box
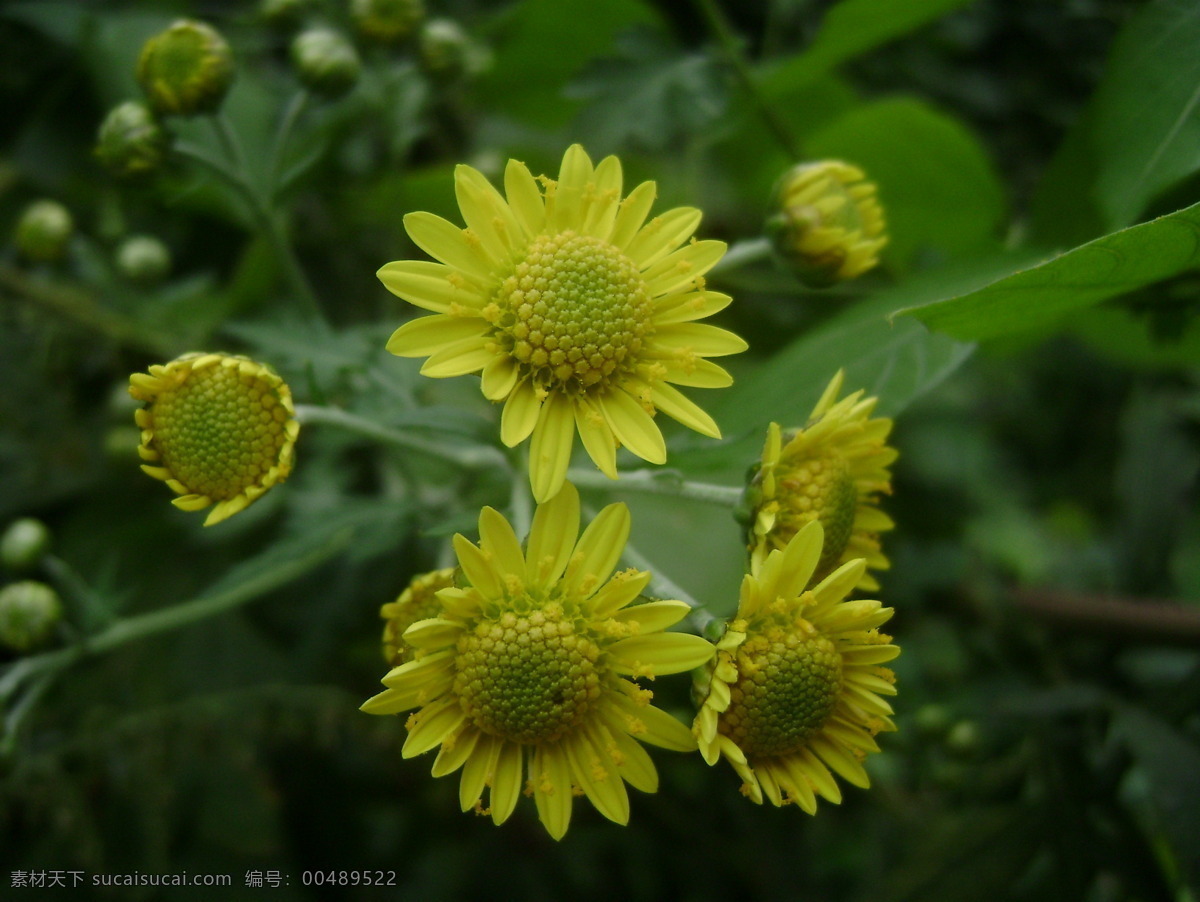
[95,101,169,178]
[290,28,361,98]
[137,19,235,117]
[0,581,62,653]
[418,18,471,82]
[260,0,311,27]
[0,519,51,572]
[116,234,172,285]
[350,0,423,45]
[766,160,887,287]
[15,200,73,263]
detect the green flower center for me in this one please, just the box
[454,606,603,744]
[774,447,857,580]
[150,363,291,500]
[719,628,842,758]
[493,231,652,392]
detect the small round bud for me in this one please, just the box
[944,720,981,759]
[15,200,74,263]
[766,160,888,287]
[260,0,311,27]
[912,703,953,740]
[0,581,62,653]
[0,519,51,572]
[290,28,361,98]
[95,101,169,178]
[350,0,423,45]
[137,19,235,117]
[116,234,172,285]
[418,18,471,82]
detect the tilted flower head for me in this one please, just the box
[360,483,714,839]
[380,144,747,502]
[766,160,887,287]
[693,520,899,811]
[741,369,896,592]
[381,567,457,667]
[129,353,299,526]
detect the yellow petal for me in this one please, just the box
[526,481,580,589]
[431,728,480,777]
[459,733,501,811]
[573,395,618,480]
[452,534,502,599]
[402,617,463,649]
[649,323,748,358]
[489,741,524,825]
[480,354,520,401]
[529,391,575,503]
[652,290,733,325]
[564,728,629,825]
[403,211,496,283]
[608,633,715,676]
[563,501,630,597]
[657,358,733,389]
[500,378,541,447]
[609,728,658,793]
[581,154,623,241]
[590,569,653,618]
[420,336,493,377]
[609,180,657,250]
[599,390,666,464]
[504,159,545,238]
[810,736,871,789]
[647,381,720,438]
[626,207,701,269]
[454,164,520,266]
[612,599,691,632]
[402,697,465,758]
[643,240,728,297]
[377,260,487,313]
[386,314,486,357]
[478,506,526,580]
[547,144,594,232]
[532,745,573,840]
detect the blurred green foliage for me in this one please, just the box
[2,0,1199,899]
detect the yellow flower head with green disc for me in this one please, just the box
[129,353,299,526]
[360,482,715,839]
[742,369,896,592]
[380,144,747,502]
[693,520,899,811]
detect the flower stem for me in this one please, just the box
[568,467,744,507]
[268,89,309,198]
[692,0,801,159]
[294,404,509,471]
[618,538,720,634]
[709,236,774,275]
[508,446,533,537]
[0,528,352,703]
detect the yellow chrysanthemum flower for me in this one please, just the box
[360,482,714,839]
[380,144,747,502]
[693,520,899,811]
[742,369,896,592]
[381,567,457,667]
[766,159,888,287]
[129,353,299,526]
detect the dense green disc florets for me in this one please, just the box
[492,231,653,392]
[454,605,603,744]
[772,446,858,579]
[152,364,287,499]
[719,628,842,758]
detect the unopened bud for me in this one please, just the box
[291,28,361,98]
[137,19,235,116]
[350,0,423,45]
[0,519,51,572]
[116,234,172,285]
[418,18,471,82]
[0,581,62,652]
[15,200,73,263]
[95,101,169,178]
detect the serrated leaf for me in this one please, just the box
[896,201,1200,340]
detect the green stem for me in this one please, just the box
[268,89,309,198]
[41,555,114,632]
[568,467,744,507]
[709,236,774,275]
[0,527,352,702]
[294,404,509,471]
[692,0,801,159]
[508,446,533,536]
[619,538,720,633]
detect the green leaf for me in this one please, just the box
[474,0,661,128]
[707,256,1041,436]
[1093,0,1200,229]
[896,201,1200,340]
[761,0,975,89]
[1070,304,1200,370]
[805,97,1007,269]
[566,30,727,153]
